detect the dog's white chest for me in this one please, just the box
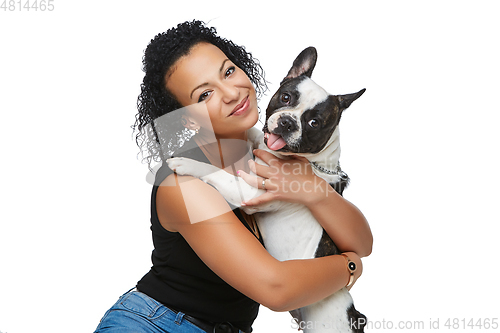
[256,204,323,261]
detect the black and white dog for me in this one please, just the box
[167,47,366,333]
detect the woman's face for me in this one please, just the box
[165,42,259,140]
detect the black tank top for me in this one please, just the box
[136,140,262,332]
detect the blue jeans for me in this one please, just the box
[94,289,246,333]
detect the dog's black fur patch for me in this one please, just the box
[314,229,340,258]
[348,303,367,333]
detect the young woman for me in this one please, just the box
[94,20,372,333]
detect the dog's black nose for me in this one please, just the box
[277,116,297,133]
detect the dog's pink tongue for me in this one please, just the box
[267,133,287,150]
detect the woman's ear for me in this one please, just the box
[181,115,200,133]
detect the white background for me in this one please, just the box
[1,1,499,332]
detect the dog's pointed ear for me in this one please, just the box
[280,47,317,85]
[338,88,366,110]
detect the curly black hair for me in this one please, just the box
[132,20,267,170]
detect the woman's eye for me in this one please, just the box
[225,66,235,78]
[280,93,291,104]
[308,119,319,128]
[198,91,211,103]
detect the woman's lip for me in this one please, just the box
[229,96,250,116]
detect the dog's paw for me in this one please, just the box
[166,157,204,177]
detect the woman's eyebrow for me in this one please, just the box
[219,58,230,73]
[189,59,231,100]
[190,82,209,100]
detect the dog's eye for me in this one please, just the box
[280,93,291,104]
[308,119,319,128]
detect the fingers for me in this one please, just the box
[237,169,277,207]
[248,156,280,180]
[241,191,275,207]
[253,149,308,164]
[248,159,273,180]
[238,169,276,192]
[290,154,309,163]
[237,169,261,189]
[242,149,316,206]
[252,149,288,177]
[251,150,312,180]
[252,149,278,165]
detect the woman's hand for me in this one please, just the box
[238,149,373,257]
[237,149,334,206]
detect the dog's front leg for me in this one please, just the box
[167,157,273,213]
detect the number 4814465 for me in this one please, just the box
[444,318,499,330]
[1,0,55,11]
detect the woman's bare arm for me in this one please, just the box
[156,173,362,311]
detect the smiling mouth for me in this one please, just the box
[229,96,249,116]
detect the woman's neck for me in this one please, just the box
[193,131,251,175]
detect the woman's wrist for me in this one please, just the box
[340,251,362,289]
[303,183,345,218]
[300,174,337,207]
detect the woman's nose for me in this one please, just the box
[220,83,239,103]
